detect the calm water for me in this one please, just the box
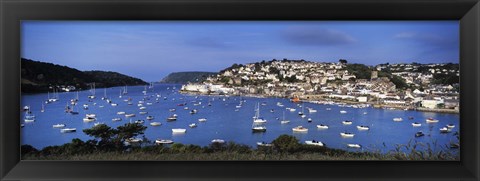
[21,84,460,154]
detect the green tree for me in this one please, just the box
[339,59,348,64]
[271,134,301,153]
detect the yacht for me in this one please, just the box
[356,125,370,131]
[342,120,353,125]
[172,128,187,133]
[52,124,66,128]
[316,124,329,129]
[340,132,355,138]
[426,118,439,123]
[347,144,361,148]
[60,128,76,133]
[150,122,161,126]
[155,139,173,144]
[305,140,324,146]
[412,122,422,127]
[292,126,308,132]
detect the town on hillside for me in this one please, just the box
[181,59,460,113]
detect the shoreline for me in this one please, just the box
[179,90,460,114]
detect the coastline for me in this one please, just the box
[179,90,460,114]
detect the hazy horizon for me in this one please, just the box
[22,21,459,82]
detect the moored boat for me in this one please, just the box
[150,122,161,126]
[316,124,329,129]
[412,122,422,127]
[172,128,186,133]
[356,125,370,131]
[393,117,403,122]
[305,140,324,146]
[198,118,207,122]
[415,131,425,137]
[60,128,76,133]
[155,139,173,144]
[292,126,308,132]
[342,120,353,125]
[426,118,439,123]
[347,144,361,148]
[211,139,225,144]
[52,124,66,128]
[340,132,355,138]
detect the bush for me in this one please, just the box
[271,134,301,153]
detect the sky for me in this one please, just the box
[21,21,459,82]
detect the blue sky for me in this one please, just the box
[21,21,459,82]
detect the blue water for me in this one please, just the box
[21,84,460,154]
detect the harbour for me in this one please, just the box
[21,84,460,154]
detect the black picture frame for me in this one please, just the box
[1,0,479,180]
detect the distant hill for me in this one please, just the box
[21,58,147,93]
[160,72,217,84]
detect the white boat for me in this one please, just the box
[52,124,66,128]
[289,108,296,112]
[86,114,96,118]
[134,120,145,124]
[253,103,267,123]
[83,117,96,122]
[24,112,35,123]
[211,139,225,144]
[139,107,147,110]
[139,111,148,115]
[198,118,207,122]
[94,122,105,127]
[257,142,273,147]
[412,122,422,127]
[252,124,267,132]
[146,102,153,106]
[155,139,173,144]
[292,126,308,132]
[112,118,122,122]
[316,124,329,129]
[440,127,451,133]
[138,104,144,107]
[281,120,290,124]
[356,125,370,131]
[167,115,177,121]
[172,128,186,133]
[340,110,347,114]
[347,144,361,148]
[363,112,368,115]
[117,111,126,115]
[190,109,198,114]
[125,114,136,118]
[169,108,176,112]
[126,138,142,143]
[146,116,154,120]
[426,118,439,123]
[342,120,353,125]
[305,140,324,146]
[393,118,403,122]
[189,123,197,128]
[340,132,355,138]
[308,108,317,113]
[150,122,161,126]
[60,128,76,133]
[184,107,189,110]
[301,115,307,118]
[326,108,331,111]
[446,124,455,129]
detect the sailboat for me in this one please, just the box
[40,103,45,113]
[253,103,267,123]
[252,102,267,132]
[280,111,290,124]
[119,89,122,98]
[298,103,305,116]
[101,88,107,100]
[24,109,35,123]
[123,85,128,95]
[142,85,147,95]
[88,83,96,99]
